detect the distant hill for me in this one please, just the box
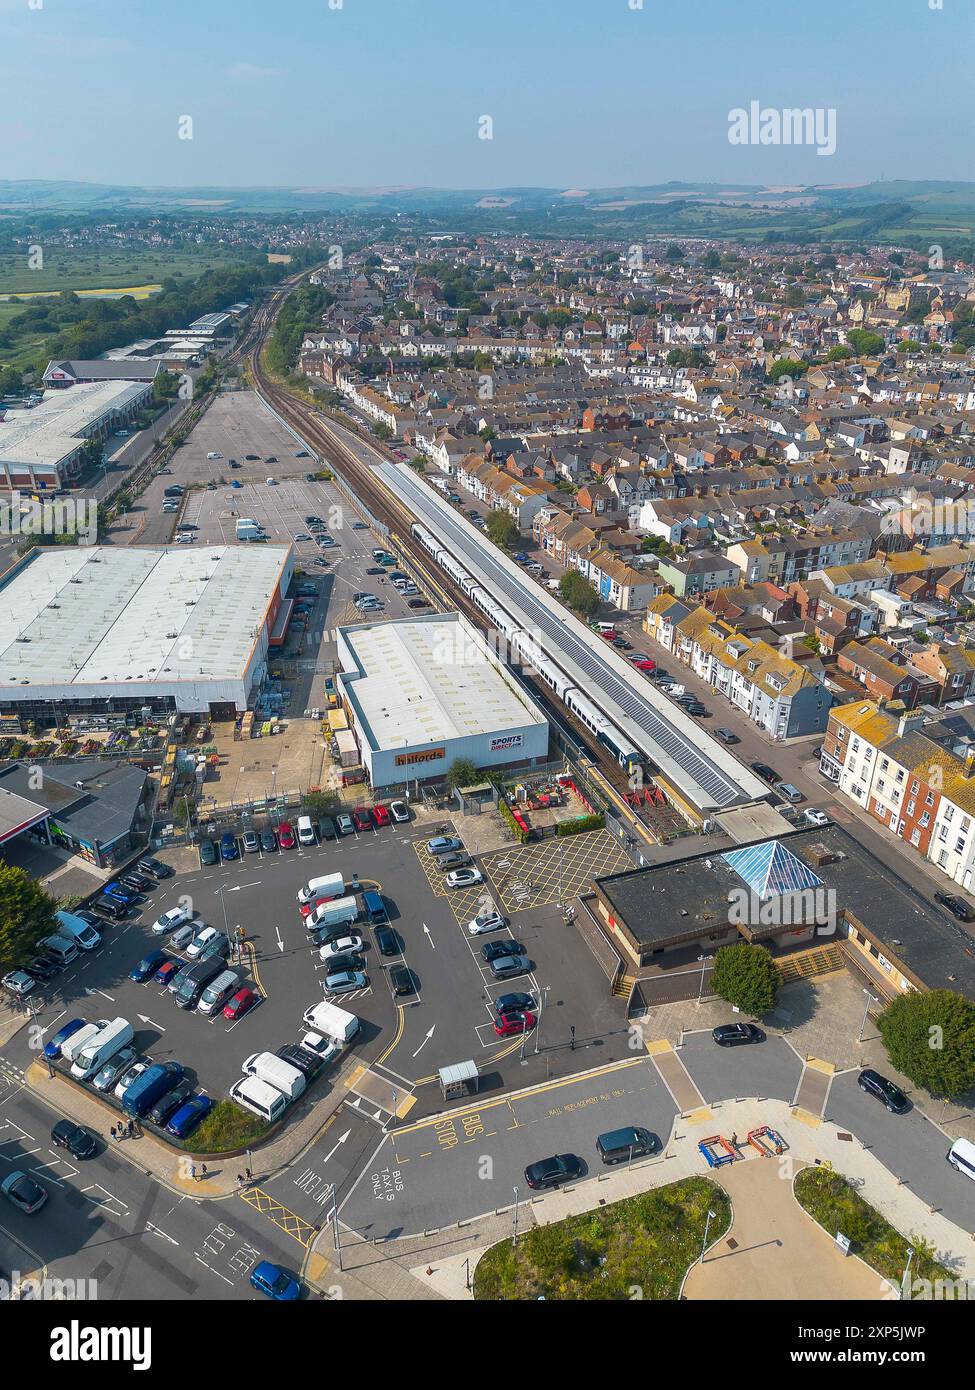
[1,179,973,248]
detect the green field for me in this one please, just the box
[0,301,56,370]
[0,247,238,297]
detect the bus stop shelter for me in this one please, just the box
[439,1060,479,1101]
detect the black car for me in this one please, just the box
[137,857,172,880]
[482,940,525,963]
[934,891,975,923]
[683,702,707,717]
[325,952,365,975]
[389,964,414,996]
[712,1023,765,1047]
[366,566,385,576]
[715,728,740,745]
[496,991,536,1016]
[265,456,278,464]
[524,1154,583,1191]
[407,598,430,608]
[51,1120,97,1160]
[199,838,218,868]
[318,816,336,841]
[260,829,278,852]
[858,1069,910,1114]
[277,1044,323,1080]
[147,1080,194,1128]
[200,935,232,962]
[245,453,259,461]
[74,909,103,928]
[25,955,60,981]
[375,925,400,957]
[750,762,780,786]
[120,871,153,893]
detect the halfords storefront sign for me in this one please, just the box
[395,747,446,767]
[490,734,523,753]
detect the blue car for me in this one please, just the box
[44,1018,87,1060]
[250,1261,300,1300]
[220,833,239,862]
[129,949,167,983]
[230,479,242,488]
[104,881,139,906]
[165,1094,213,1139]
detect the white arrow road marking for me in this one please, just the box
[146,1221,178,1245]
[422,922,435,949]
[412,1026,435,1058]
[137,1014,167,1031]
[320,1128,351,1166]
[275,925,284,953]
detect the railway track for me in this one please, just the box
[243,287,671,838]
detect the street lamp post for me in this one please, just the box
[697,953,709,1005]
[900,1245,915,1301]
[512,1186,520,1247]
[858,989,879,1044]
[533,984,551,1056]
[700,1208,717,1265]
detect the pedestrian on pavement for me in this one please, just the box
[110,1124,117,1141]
[245,1166,252,1181]
[731,1131,739,1150]
[189,1161,196,1181]
[128,1119,136,1138]
[200,1163,207,1180]
[236,1172,245,1187]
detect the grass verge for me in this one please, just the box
[182,1099,268,1154]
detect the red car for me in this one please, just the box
[223,987,258,1020]
[298,897,328,920]
[352,808,373,832]
[277,821,296,849]
[154,960,181,987]
[371,805,391,828]
[494,1010,536,1037]
[630,656,655,671]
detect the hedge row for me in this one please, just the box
[556,813,605,836]
[499,798,530,844]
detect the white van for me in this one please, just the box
[70,1017,133,1080]
[947,1137,975,1181]
[229,1075,288,1123]
[297,871,344,904]
[56,909,101,952]
[40,934,79,966]
[308,894,359,932]
[242,1051,306,1102]
[197,969,240,1017]
[206,451,222,460]
[302,999,359,1044]
[296,815,317,847]
[60,1020,109,1066]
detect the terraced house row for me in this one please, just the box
[822,699,975,889]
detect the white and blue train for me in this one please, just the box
[411,522,643,774]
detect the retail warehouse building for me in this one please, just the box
[0,379,154,491]
[336,613,549,789]
[0,544,294,725]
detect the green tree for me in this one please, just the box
[485,510,518,550]
[372,422,393,441]
[711,942,779,1016]
[446,758,478,791]
[846,328,885,357]
[0,863,59,971]
[559,570,600,617]
[301,790,337,818]
[877,990,975,1099]
[826,345,853,362]
[768,357,807,382]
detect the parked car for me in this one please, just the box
[242,830,260,854]
[318,816,335,841]
[198,838,218,867]
[436,850,471,872]
[154,960,181,987]
[147,1081,195,1128]
[750,762,780,785]
[446,867,483,890]
[25,955,59,982]
[934,891,975,922]
[426,835,462,855]
[482,939,525,963]
[490,954,531,980]
[524,1154,583,1191]
[712,1023,765,1047]
[166,1096,213,1139]
[250,1261,300,1300]
[260,829,278,853]
[186,926,220,960]
[2,970,36,998]
[114,1060,149,1099]
[468,907,506,935]
[219,833,239,862]
[104,882,140,906]
[715,728,740,745]
[857,1068,910,1114]
[137,857,172,880]
[223,987,259,1020]
[152,906,192,936]
[325,970,367,994]
[92,1047,137,1093]
[319,936,364,962]
[120,871,153,893]
[389,800,410,823]
[130,950,168,982]
[352,808,373,832]
[51,1120,97,1160]
[336,814,354,836]
[494,1010,535,1037]
[388,964,414,997]
[495,992,536,1016]
[802,808,830,827]
[374,926,400,956]
[277,822,296,849]
[168,923,196,951]
[44,1018,86,1061]
[372,805,391,828]
[1,1171,48,1214]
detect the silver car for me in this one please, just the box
[92,1046,137,1092]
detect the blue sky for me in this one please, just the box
[2,0,972,188]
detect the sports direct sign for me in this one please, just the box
[490,734,523,753]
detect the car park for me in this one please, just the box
[223,987,259,1020]
[712,1023,765,1047]
[934,891,975,922]
[278,822,296,849]
[858,1068,909,1114]
[427,835,461,855]
[250,1261,300,1300]
[446,867,483,889]
[2,970,35,998]
[242,830,260,854]
[44,1019,86,1060]
[130,950,168,982]
[152,906,193,936]
[494,1010,535,1037]
[1,1171,48,1214]
[92,1047,138,1092]
[51,1120,97,1160]
[220,832,239,861]
[199,838,218,867]
[524,1154,583,1191]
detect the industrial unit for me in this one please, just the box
[0,544,294,723]
[335,612,549,789]
[0,378,154,490]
